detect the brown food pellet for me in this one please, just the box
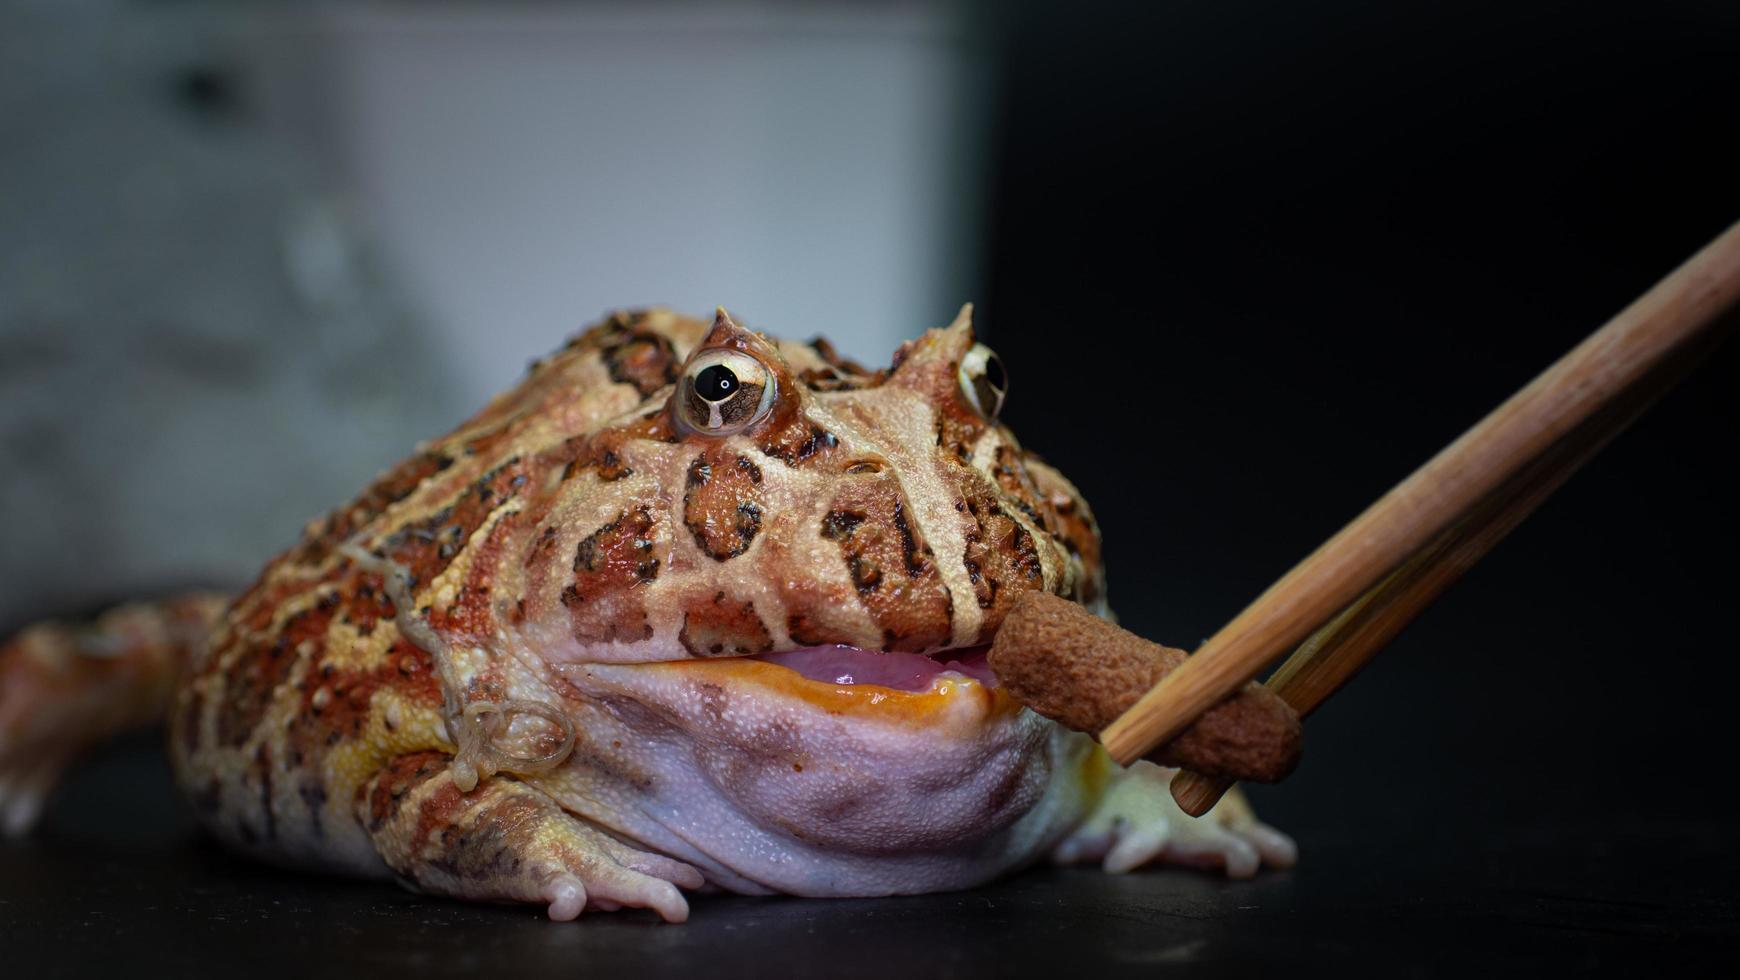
[988,592,1302,783]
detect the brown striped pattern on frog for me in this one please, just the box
[170,305,1103,863]
[172,549,449,844]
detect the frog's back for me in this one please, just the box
[167,309,725,868]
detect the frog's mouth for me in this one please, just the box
[563,637,1025,730]
[746,644,998,692]
[610,641,1018,726]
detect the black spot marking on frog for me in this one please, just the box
[679,591,773,657]
[683,455,764,560]
[563,507,658,643]
[817,487,953,651]
[600,321,680,396]
[891,499,931,577]
[787,612,847,647]
[761,423,839,467]
[820,508,880,594]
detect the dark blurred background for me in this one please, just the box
[980,0,1740,838]
[4,0,1738,971]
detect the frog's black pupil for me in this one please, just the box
[983,352,1006,392]
[695,364,738,402]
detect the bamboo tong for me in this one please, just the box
[1098,221,1740,817]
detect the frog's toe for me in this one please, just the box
[542,874,588,921]
[555,846,693,923]
[591,874,689,924]
[363,752,703,923]
[1157,823,1263,878]
[539,869,689,923]
[1231,820,1298,869]
[1,784,46,838]
[1205,784,1299,870]
[0,753,67,837]
[1057,760,1298,879]
[1152,790,1297,878]
[1100,820,1170,874]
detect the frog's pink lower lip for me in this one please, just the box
[750,645,997,692]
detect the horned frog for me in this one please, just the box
[0,307,1293,921]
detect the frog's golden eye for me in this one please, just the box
[958,342,1007,421]
[677,349,776,435]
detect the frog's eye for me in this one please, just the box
[677,349,776,435]
[957,342,1007,421]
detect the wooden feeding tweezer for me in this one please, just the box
[1097,220,1740,817]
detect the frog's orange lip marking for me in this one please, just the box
[642,657,1024,723]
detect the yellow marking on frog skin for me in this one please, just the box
[1076,741,1115,800]
[321,696,454,808]
[644,657,1025,723]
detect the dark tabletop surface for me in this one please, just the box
[4,723,1736,979]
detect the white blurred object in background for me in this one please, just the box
[0,5,453,629]
[270,1,993,408]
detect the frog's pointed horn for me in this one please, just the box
[689,307,787,365]
[926,303,976,346]
[704,306,742,347]
[951,302,975,335]
[887,303,978,387]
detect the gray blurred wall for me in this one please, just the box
[281,2,994,409]
[0,0,992,630]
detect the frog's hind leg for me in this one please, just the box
[361,751,704,922]
[1053,760,1297,878]
[0,594,226,836]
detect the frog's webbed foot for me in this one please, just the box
[361,751,704,922]
[1052,760,1297,878]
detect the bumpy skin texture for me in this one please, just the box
[2,307,1294,921]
